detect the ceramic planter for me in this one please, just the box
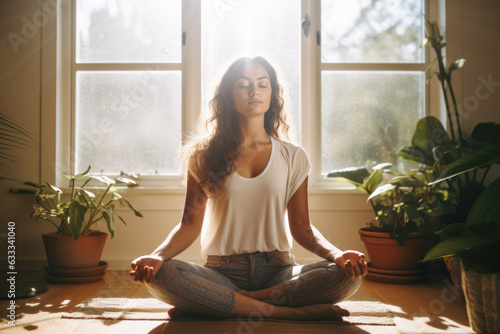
[461,260,500,333]
[359,227,432,270]
[42,231,108,269]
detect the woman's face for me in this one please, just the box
[232,62,272,118]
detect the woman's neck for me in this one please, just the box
[238,116,270,146]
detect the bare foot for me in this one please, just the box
[294,303,350,321]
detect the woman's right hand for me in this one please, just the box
[130,255,164,284]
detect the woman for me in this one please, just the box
[130,56,368,321]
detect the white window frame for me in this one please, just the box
[302,0,444,189]
[41,0,444,190]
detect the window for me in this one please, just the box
[74,0,182,176]
[58,0,437,188]
[201,0,301,142]
[319,0,427,178]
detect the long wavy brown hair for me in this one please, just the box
[184,56,289,196]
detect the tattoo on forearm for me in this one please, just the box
[306,229,318,243]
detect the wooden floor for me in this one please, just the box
[0,270,474,334]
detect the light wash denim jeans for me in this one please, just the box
[146,249,361,319]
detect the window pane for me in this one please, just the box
[321,71,424,174]
[76,0,181,63]
[201,0,301,142]
[75,71,182,175]
[321,0,424,63]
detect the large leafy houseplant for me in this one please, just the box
[421,145,500,333]
[398,19,500,332]
[398,20,500,227]
[397,18,500,270]
[422,145,500,273]
[328,163,447,246]
[29,165,143,241]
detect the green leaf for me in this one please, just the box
[80,189,96,200]
[367,183,395,202]
[62,165,91,180]
[431,143,500,184]
[68,201,86,240]
[327,167,369,185]
[398,146,435,166]
[466,178,500,227]
[372,162,392,171]
[120,198,143,218]
[411,116,450,150]
[432,144,458,161]
[44,182,62,194]
[22,181,39,188]
[74,165,92,178]
[90,175,116,185]
[470,122,500,145]
[422,236,495,262]
[102,207,116,238]
[435,223,466,240]
[403,203,420,221]
[466,221,500,242]
[112,192,123,200]
[448,58,466,73]
[432,146,473,175]
[364,168,384,194]
[117,215,127,226]
[389,176,425,188]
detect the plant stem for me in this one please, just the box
[446,76,464,145]
[369,199,377,216]
[81,177,91,188]
[35,217,60,230]
[434,46,457,143]
[83,184,112,234]
[70,178,75,201]
[480,165,492,188]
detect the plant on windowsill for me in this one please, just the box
[327,162,447,278]
[22,165,143,282]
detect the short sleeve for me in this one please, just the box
[287,146,311,201]
[187,154,202,184]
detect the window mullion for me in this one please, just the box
[320,63,428,72]
[182,0,201,144]
[73,63,183,71]
[302,0,322,187]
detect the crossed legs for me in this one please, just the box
[146,259,361,321]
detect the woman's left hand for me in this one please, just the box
[333,251,368,279]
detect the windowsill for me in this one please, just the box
[56,185,363,195]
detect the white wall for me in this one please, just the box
[1,0,499,270]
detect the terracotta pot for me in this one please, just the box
[359,227,432,270]
[42,231,108,269]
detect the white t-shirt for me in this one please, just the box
[190,136,311,257]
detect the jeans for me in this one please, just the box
[146,249,361,319]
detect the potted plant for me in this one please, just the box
[25,165,143,282]
[398,18,500,293]
[420,143,500,333]
[328,163,446,276]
